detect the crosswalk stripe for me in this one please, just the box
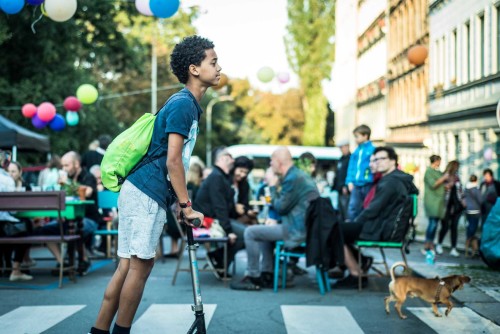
[408,307,500,333]
[281,305,364,334]
[0,305,86,334]
[133,304,217,333]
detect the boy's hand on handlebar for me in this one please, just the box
[181,207,204,228]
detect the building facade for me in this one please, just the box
[386,0,430,190]
[356,0,388,144]
[332,0,359,144]
[428,0,500,180]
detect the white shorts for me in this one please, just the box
[117,180,167,259]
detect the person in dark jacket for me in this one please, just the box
[230,156,257,225]
[480,168,500,224]
[193,147,246,278]
[332,139,351,222]
[334,146,418,289]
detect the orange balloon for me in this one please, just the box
[407,45,428,66]
[213,73,228,90]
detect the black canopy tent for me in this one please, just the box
[0,114,50,161]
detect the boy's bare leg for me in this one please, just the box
[114,256,155,327]
[93,258,130,330]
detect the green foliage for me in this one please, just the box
[0,2,198,164]
[285,0,336,146]
[229,79,304,146]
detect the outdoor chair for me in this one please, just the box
[356,194,418,291]
[94,190,119,259]
[171,216,231,286]
[273,241,331,295]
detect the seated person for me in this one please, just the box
[335,146,418,289]
[8,161,30,191]
[34,151,100,275]
[230,156,257,225]
[232,147,319,290]
[0,150,32,281]
[37,155,62,191]
[193,147,246,279]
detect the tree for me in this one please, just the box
[285,0,335,145]
[229,79,304,145]
[0,2,198,162]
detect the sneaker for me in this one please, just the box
[230,276,262,291]
[9,273,33,281]
[332,274,367,289]
[450,248,460,257]
[260,272,275,288]
[328,267,345,279]
[435,244,443,255]
[77,260,91,276]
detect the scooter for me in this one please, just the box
[181,213,206,334]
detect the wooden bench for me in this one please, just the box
[0,191,80,288]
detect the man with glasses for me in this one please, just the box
[334,146,418,289]
[193,146,246,279]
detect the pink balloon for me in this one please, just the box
[37,102,57,122]
[63,96,82,111]
[277,72,290,84]
[484,148,493,161]
[21,103,37,118]
[135,0,153,16]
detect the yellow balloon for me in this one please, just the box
[76,84,99,105]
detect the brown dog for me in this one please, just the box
[384,262,471,319]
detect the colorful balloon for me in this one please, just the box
[484,148,493,161]
[0,0,24,14]
[27,0,45,5]
[49,114,66,131]
[37,102,57,122]
[44,0,77,22]
[277,72,290,84]
[76,84,99,104]
[21,103,37,118]
[63,96,82,111]
[32,114,48,129]
[66,111,79,126]
[257,67,274,83]
[407,45,428,66]
[150,0,180,18]
[135,0,153,16]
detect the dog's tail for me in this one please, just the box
[390,261,407,282]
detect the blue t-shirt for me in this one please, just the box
[127,88,202,211]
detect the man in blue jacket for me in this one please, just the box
[345,125,375,221]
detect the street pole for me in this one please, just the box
[206,96,233,167]
[151,41,157,114]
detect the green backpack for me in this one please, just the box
[101,113,157,192]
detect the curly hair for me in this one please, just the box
[170,36,215,84]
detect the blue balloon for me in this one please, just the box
[0,0,24,14]
[32,114,48,129]
[49,114,66,131]
[27,0,45,5]
[66,111,79,126]
[150,0,179,18]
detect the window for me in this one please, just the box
[478,13,485,78]
[464,21,471,82]
[452,29,458,83]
